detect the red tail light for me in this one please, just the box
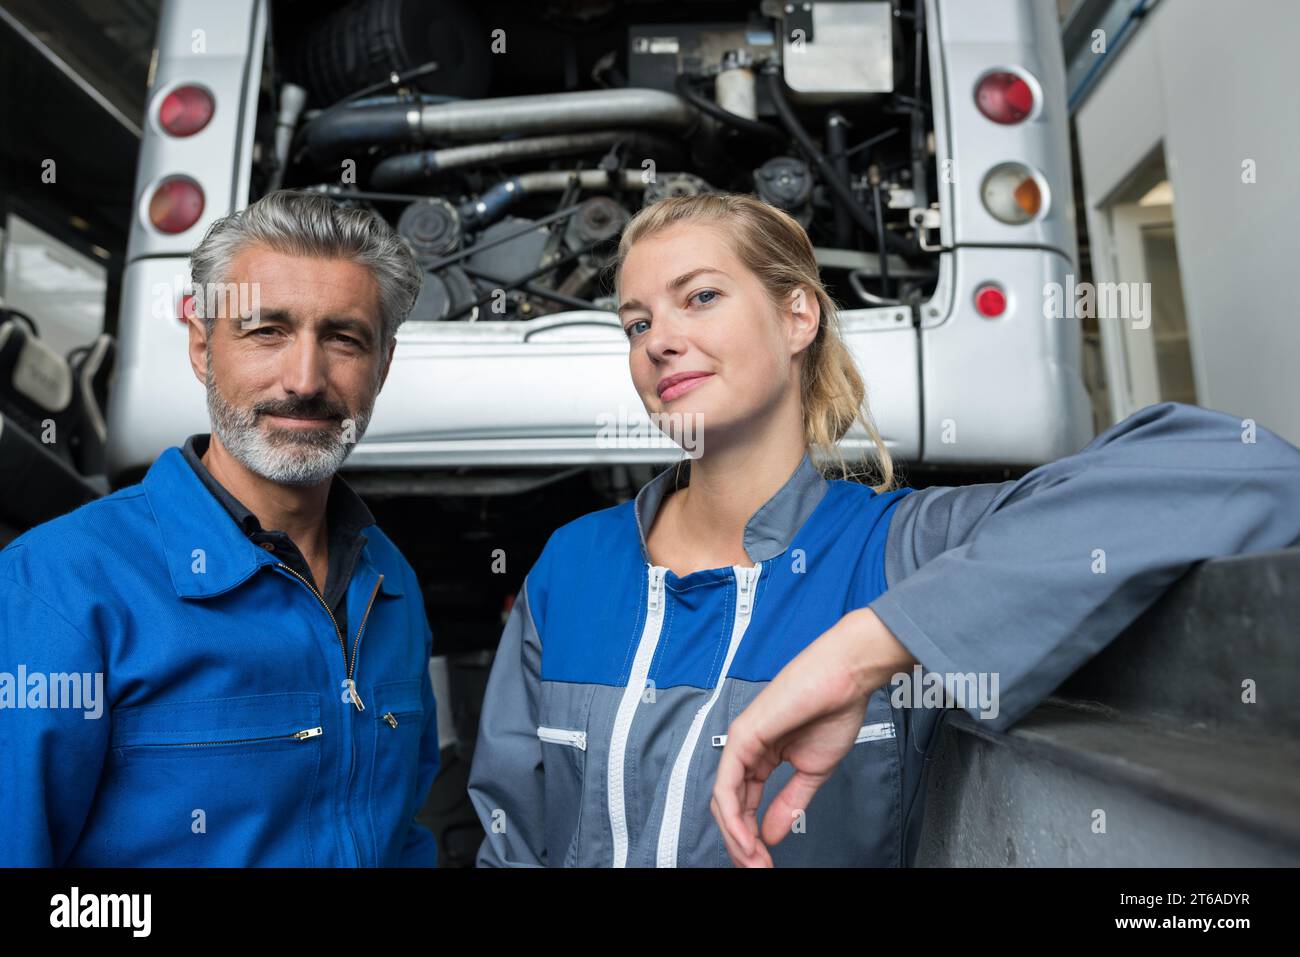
[148,176,204,234]
[974,283,1007,318]
[158,85,215,136]
[975,71,1035,124]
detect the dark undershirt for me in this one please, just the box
[181,434,373,640]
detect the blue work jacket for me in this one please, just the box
[0,445,440,866]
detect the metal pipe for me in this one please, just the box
[309,87,701,159]
[415,88,699,140]
[371,131,629,189]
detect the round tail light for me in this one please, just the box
[981,163,1045,224]
[975,71,1035,124]
[148,176,205,234]
[158,85,215,137]
[974,283,1007,318]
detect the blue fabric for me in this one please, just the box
[529,478,914,689]
[0,447,440,866]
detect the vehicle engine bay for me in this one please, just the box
[258,0,942,323]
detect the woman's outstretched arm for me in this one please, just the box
[713,401,1300,864]
[870,400,1300,731]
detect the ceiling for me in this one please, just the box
[0,0,160,275]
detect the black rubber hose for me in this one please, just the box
[908,0,930,234]
[674,73,786,146]
[826,113,853,247]
[306,104,417,161]
[370,150,440,190]
[873,181,891,299]
[326,61,441,111]
[762,67,909,254]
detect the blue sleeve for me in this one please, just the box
[869,401,1300,733]
[0,564,110,865]
[396,617,441,867]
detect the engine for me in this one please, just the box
[254,0,939,324]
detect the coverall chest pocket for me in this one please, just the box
[537,680,597,867]
[716,682,902,866]
[105,692,323,866]
[367,678,426,864]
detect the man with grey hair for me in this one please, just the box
[0,190,441,866]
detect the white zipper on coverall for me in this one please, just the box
[537,726,588,750]
[655,563,762,868]
[607,564,669,868]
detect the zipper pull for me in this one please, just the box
[648,566,665,612]
[383,712,398,728]
[711,734,727,748]
[348,575,384,713]
[737,565,757,615]
[293,726,324,740]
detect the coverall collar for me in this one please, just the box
[141,445,402,600]
[633,449,830,565]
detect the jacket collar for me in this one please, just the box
[180,433,376,541]
[142,445,402,600]
[634,450,829,565]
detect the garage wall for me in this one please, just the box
[1074,0,1300,445]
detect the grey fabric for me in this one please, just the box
[871,401,1300,734]
[469,582,546,867]
[882,481,1006,586]
[633,451,829,564]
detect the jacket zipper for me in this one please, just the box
[607,564,668,868]
[382,704,421,729]
[276,563,382,712]
[276,562,384,867]
[655,563,762,868]
[126,727,324,748]
[348,574,385,711]
[343,574,384,866]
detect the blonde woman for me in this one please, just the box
[467,193,1300,867]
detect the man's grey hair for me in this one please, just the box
[189,189,423,342]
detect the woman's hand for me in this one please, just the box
[710,606,917,867]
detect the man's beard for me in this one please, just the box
[205,360,375,487]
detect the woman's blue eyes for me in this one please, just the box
[624,289,719,339]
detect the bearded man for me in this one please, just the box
[0,190,441,867]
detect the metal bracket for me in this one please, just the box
[911,204,943,252]
[783,1,815,46]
